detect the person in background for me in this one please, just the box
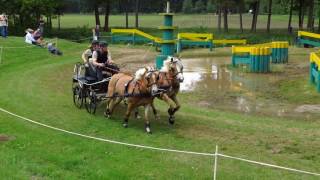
[47,42,62,56]
[0,13,6,38]
[92,25,100,40]
[25,28,38,45]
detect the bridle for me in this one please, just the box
[145,70,159,88]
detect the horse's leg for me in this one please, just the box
[123,102,134,128]
[168,95,180,125]
[134,107,141,119]
[160,93,177,125]
[109,97,122,115]
[104,97,113,118]
[144,104,152,134]
[151,101,160,121]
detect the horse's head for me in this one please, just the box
[162,56,184,83]
[145,66,159,96]
[135,67,159,96]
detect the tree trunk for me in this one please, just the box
[218,6,222,32]
[94,2,100,26]
[239,10,243,33]
[318,0,320,32]
[58,14,61,30]
[48,15,52,29]
[267,0,272,33]
[223,6,228,32]
[104,0,110,32]
[251,1,259,32]
[254,1,260,32]
[288,0,293,33]
[307,0,314,30]
[125,0,129,28]
[299,0,305,29]
[135,0,139,28]
[251,2,257,32]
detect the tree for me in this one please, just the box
[104,0,111,32]
[135,0,139,28]
[194,0,206,13]
[307,0,315,31]
[239,0,245,33]
[94,0,101,26]
[125,0,129,28]
[182,0,193,13]
[217,4,222,32]
[206,0,216,12]
[250,0,260,32]
[288,0,294,33]
[318,0,320,32]
[298,0,304,29]
[266,0,272,33]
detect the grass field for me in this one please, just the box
[46,14,309,45]
[52,14,307,30]
[0,37,320,179]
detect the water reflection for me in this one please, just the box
[180,58,317,118]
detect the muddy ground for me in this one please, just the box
[110,45,320,120]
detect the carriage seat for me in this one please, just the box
[85,63,98,83]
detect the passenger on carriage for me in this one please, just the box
[81,40,99,64]
[92,41,119,80]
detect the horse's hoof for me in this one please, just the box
[123,122,128,128]
[145,125,152,134]
[104,111,111,119]
[136,115,142,119]
[155,115,161,121]
[169,116,175,125]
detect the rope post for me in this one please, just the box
[213,145,218,180]
[0,46,3,64]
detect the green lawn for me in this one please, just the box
[0,37,319,179]
[52,14,307,30]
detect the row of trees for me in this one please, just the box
[212,0,320,33]
[0,0,64,29]
[0,0,320,34]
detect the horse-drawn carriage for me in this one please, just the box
[72,62,112,114]
[72,57,184,133]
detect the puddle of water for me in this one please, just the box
[180,58,319,119]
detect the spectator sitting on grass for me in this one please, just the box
[47,42,62,56]
[25,28,38,45]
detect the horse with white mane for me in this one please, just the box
[152,56,184,124]
[104,67,159,133]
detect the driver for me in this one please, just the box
[92,41,119,80]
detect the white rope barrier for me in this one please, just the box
[217,153,320,177]
[0,107,213,157]
[0,107,319,177]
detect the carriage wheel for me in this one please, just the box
[85,90,97,114]
[73,85,83,108]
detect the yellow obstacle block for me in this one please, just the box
[213,39,247,45]
[310,52,320,68]
[298,31,320,39]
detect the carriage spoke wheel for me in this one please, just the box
[85,90,97,114]
[73,85,83,108]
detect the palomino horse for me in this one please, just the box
[151,56,184,124]
[104,67,159,133]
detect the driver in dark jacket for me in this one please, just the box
[92,41,119,80]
